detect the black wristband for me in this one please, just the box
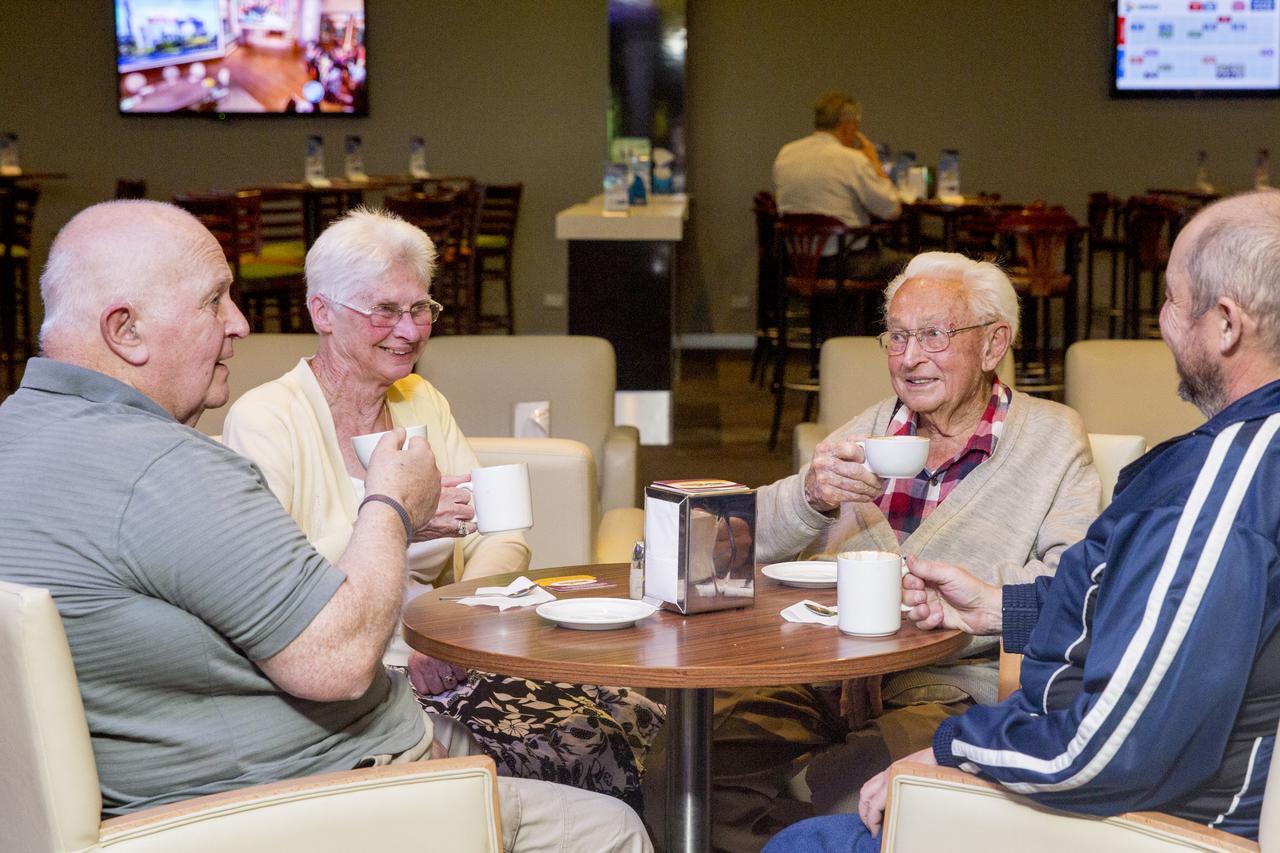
[358,494,413,541]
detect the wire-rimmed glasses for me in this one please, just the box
[323,295,443,327]
[877,322,994,355]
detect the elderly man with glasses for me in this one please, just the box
[703,252,1101,852]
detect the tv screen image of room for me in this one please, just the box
[116,0,367,114]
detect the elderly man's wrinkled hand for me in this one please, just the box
[364,429,442,533]
[804,436,886,512]
[902,556,1003,636]
[859,747,936,837]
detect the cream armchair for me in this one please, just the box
[1087,432,1146,508]
[793,337,1017,471]
[416,335,640,511]
[881,749,1271,852]
[1065,339,1203,447]
[197,332,320,436]
[0,580,503,853]
[470,437,643,568]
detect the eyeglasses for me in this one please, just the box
[323,295,443,327]
[877,322,994,355]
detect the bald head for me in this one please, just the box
[1177,190,1280,359]
[39,200,227,358]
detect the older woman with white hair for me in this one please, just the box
[705,252,1101,852]
[223,208,663,807]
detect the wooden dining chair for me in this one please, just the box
[386,191,474,333]
[474,182,523,334]
[769,213,886,450]
[1121,195,1183,339]
[996,203,1083,392]
[750,190,780,387]
[172,190,310,333]
[113,178,147,200]
[0,184,41,392]
[1085,191,1126,338]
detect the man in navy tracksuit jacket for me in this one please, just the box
[766,191,1280,851]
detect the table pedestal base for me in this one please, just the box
[667,687,712,853]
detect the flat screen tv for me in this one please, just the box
[1112,0,1280,97]
[116,0,368,115]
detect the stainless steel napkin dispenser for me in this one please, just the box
[643,479,756,615]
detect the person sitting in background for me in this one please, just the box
[223,208,663,808]
[768,189,1280,851]
[706,253,1099,851]
[0,199,650,852]
[773,90,907,283]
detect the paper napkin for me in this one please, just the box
[780,599,838,626]
[457,575,555,610]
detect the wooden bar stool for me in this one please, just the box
[173,190,309,333]
[997,204,1083,392]
[0,185,40,392]
[769,214,885,450]
[749,190,779,386]
[474,182,521,334]
[1084,192,1126,338]
[1121,195,1182,339]
[386,191,472,333]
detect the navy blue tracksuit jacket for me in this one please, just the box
[933,379,1280,840]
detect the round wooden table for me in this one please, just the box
[403,563,967,853]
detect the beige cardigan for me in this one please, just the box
[223,359,529,585]
[755,391,1101,701]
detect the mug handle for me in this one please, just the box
[899,558,911,613]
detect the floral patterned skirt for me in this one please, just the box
[397,668,665,809]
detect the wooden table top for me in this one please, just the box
[402,564,968,688]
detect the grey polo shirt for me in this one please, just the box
[0,359,423,814]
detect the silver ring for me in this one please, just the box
[456,520,468,537]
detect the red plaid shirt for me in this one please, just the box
[875,379,1011,542]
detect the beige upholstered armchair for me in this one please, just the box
[470,437,643,567]
[1065,339,1203,448]
[793,337,1017,471]
[416,335,640,511]
[0,580,503,853]
[196,332,320,437]
[880,740,1273,852]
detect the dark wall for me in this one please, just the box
[6,0,606,333]
[6,1,1280,336]
[684,0,1280,333]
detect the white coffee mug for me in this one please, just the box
[836,550,910,637]
[352,424,427,469]
[856,435,929,478]
[461,462,533,534]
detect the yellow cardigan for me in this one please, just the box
[223,358,530,585]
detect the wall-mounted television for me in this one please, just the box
[116,0,368,115]
[1111,0,1280,97]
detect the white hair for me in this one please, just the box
[305,206,437,302]
[39,200,222,353]
[883,251,1020,344]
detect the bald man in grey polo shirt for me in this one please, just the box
[0,200,650,852]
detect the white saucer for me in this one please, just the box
[761,561,837,589]
[536,597,658,631]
